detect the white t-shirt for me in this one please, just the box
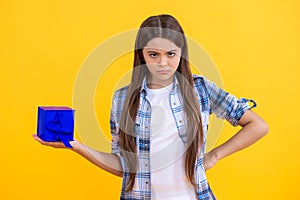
[146,84,197,200]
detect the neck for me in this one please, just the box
[147,83,166,89]
[147,76,174,89]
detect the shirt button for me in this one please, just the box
[145,164,148,167]
[173,102,176,105]
[145,181,149,184]
[179,120,182,123]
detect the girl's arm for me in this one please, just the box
[32,134,123,177]
[203,110,269,170]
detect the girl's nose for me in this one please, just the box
[158,56,168,67]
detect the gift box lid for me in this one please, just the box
[39,106,74,111]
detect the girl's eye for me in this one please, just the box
[168,52,175,57]
[149,53,158,58]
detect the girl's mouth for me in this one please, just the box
[157,69,170,74]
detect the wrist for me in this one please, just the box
[209,148,222,162]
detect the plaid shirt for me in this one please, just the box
[110,74,254,200]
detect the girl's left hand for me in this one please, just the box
[203,151,219,171]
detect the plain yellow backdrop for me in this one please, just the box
[1,0,299,199]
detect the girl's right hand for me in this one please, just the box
[33,134,123,176]
[32,134,75,149]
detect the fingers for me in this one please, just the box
[32,134,42,142]
[32,134,66,148]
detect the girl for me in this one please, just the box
[33,14,268,200]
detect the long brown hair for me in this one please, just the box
[119,14,203,191]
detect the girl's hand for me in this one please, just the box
[32,134,74,149]
[203,151,219,171]
[33,134,123,176]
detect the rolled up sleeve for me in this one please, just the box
[204,77,256,126]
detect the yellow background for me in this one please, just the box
[1,0,299,199]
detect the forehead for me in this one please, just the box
[144,37,181,51]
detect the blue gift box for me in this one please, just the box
[37,106,75,148]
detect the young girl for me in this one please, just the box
[33,14,268,200]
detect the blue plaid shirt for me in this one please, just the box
[110,74,254,200]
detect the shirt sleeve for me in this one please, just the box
[110,92,121,157]
[203,77,256,126]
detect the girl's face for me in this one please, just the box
[142,37,182,89]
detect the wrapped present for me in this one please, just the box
[37,106,75,148]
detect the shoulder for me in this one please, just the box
[191,74,210,97]
[111,85,129,114]
[192,74,221,94]
[192,74,205,83]
[191,74,211,111]
[113,85,129,100]
[192,74,209,91]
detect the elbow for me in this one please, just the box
[258,119,269,137]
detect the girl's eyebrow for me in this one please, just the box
[146,49,178,53]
